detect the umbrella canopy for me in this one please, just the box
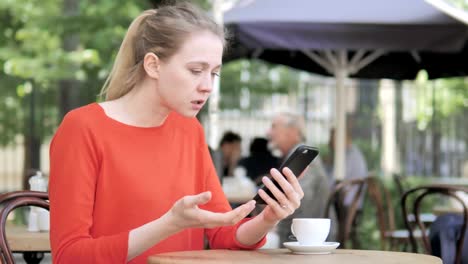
[223,0,468,180]
[224,0,468,80]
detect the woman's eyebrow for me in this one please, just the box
[187,61,222,70]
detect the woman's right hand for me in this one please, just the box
[166,191,256,230]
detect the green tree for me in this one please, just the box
[220,59,300,110]
[0,0,210,188]
[414,71,468,175]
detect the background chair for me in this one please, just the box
[401,185,468,264]
[393,174,436,225]
[367,177,428,251]
[0,191,49,264]
[324,177,369,248]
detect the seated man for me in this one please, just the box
[214,131,242,177]
[268,112,336,244]
[327,124,368,248]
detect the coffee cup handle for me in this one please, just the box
[290,225,296,237]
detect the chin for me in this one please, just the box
[178,110,199,118]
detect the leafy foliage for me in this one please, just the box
[414,71,468,133]
[0,0,194,145]
[220,59,300,110]
[0,0,228,145]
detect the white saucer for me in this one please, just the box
[283,241,340,254]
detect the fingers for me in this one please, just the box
[264,168,301,207]
[258,168,305,218]
[261,172,292,210]
[182,191,212,208]
[198,200,256,228]
[282,167,305,199]
[258,188,290,218]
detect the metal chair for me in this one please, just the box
[324,177,369,248]
[401,185,468,264]
[0,191,49,264]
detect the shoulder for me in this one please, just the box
[63,103,99,123]
[51,103,103,154]
[350,144,366,162]
[302,156,328,182]
[350,144,364,156]
[310,155,325,169]
[169,112,205,135]
[56,103,101,135]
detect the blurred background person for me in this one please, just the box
[327,125,368,204]
[267,112,335,245]
[237,137,280,186]
[327,123,368,248]
[217,131,242,177]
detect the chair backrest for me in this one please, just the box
[324,177,369,248]
[366,177,397,250]
[392,173,406,197]
[0,191,49,264]
[401,185,468,264]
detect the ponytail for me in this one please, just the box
[99,10,157,101]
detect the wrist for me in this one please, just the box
[160,211,184,235]
[258,211,280,228]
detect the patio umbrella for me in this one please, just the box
[223,0,468,180]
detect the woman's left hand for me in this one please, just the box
[257,167,304,224]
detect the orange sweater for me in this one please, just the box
[49,103,265,264]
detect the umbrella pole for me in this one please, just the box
[334,51,348,180]
[303,49,384,181]
[302,49,348,180]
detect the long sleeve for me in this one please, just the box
[50,104,265,264]
[49,111,129,263]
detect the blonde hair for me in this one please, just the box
[100,2,226,101]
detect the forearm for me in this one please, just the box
[127,213,181,261]
[235,213,278,246]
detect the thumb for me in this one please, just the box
[184,191,212,207]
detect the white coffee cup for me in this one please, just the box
[291,218,330,245]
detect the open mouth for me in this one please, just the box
[192,100,204,105]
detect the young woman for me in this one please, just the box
[49,3,304,263]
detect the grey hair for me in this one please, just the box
[277,112,306,142]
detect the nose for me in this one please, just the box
[198,74,214,93]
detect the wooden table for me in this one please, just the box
[430,177,468,187]
[6,223,50,264]
[6,224,50,252]
[147,249,442,264]
[433,205,464,216]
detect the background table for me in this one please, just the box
[6,223,50,264]
[147,249,442,264]
[6,224,50,252]
[433,205,464,215]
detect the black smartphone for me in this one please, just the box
[253,145,319,204]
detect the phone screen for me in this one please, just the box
[253,145,319,204]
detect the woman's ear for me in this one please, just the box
[143,53,160,79]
